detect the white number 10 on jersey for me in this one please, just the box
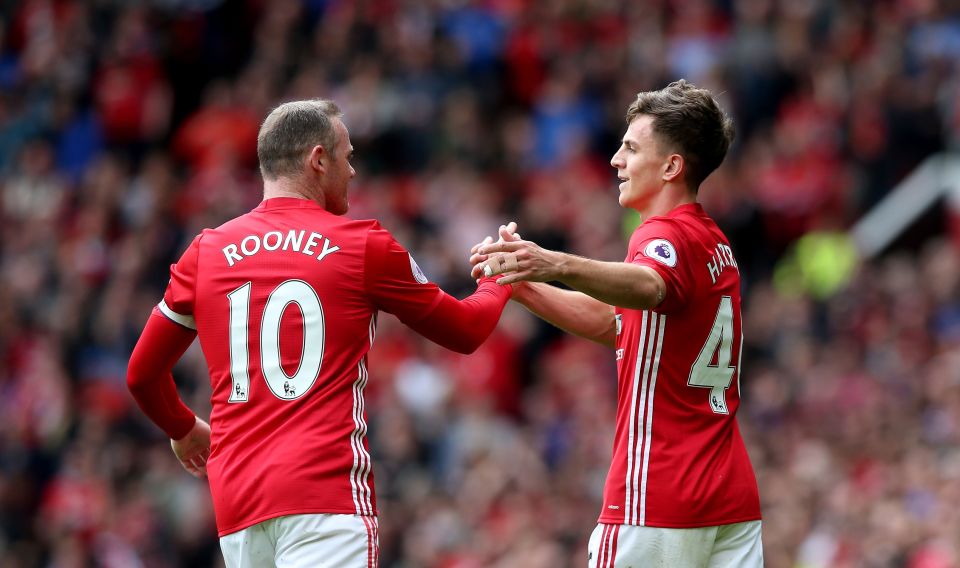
[687,296,742,414]
[227,280,325,402]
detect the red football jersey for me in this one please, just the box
[158,197,487,536]
[598,203,761,528]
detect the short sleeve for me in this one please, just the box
[364,225,444,324]
[628,221,691,313]
[157,234,201,330]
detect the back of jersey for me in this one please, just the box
[175,198,382,535]
[601,203,761,528]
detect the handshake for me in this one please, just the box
[468,221,560,285]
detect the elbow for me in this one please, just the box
[126,356,152,397]
[451,339,481,355]
[126,366,144,396]
[624,281,663,311]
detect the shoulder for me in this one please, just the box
[629,216,685,258]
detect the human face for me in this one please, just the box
[610,115,670,212]
[323,119,356,215]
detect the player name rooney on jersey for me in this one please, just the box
[601,203,761,529]
[157,197,487,536]
[221,229,342,267]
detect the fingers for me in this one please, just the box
[470,235,493,255]
[182,450,209,478]
[471,262,485,279]
[479,240,522,255]
[494,270,531,286]
[480,253,520,277]
[500,224,521,242]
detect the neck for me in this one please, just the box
[263,176,324,208]
[636,183,696,221]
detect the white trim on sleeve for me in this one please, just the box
[158,299,197,330]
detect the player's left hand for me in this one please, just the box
[473,225,564,285]
[171,416,211,479]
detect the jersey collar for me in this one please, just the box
[645,202,705,223]
[255,197,328,212]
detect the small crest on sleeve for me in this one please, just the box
[409,254,429,284]
[644,239,678,267]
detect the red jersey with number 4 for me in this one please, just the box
[599,203,761,528]
[159,198,459,536]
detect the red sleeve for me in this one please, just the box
[405,278,511,353]
[364,225,511,352]
[157,234,201,329]
[363,226,447,322]
[127,311,198,439]
[628,221,691,313]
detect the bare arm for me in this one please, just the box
[472,226,666,311]
[511,282,617,347]
[547,253,665,310]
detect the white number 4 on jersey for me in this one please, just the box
[687,296,742,414]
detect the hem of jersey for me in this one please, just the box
[596,513,762,529]
[217,507,379,537]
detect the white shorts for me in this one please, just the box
[587,520,763,568]
[219,513,379,568]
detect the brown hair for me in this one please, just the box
[257,99,342,181]
[626,80,734,189]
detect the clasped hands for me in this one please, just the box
[469,221,561,285]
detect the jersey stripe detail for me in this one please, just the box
[639,314,666,526]
[348,363,368,514]
[157,299,196,330]
[631,312,660,524]
[349,315,377,516]
[624,311,649,524]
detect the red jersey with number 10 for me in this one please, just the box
[159,198,472,536]
[599,203,761,528]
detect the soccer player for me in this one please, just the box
[126,99,512,568]
[472,81,763,567]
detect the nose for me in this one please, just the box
[610,151,624,169]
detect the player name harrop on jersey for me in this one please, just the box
[706,243,738,284]
[222,229,342,267]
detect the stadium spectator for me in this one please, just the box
[1,2,959,566]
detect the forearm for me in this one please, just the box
[408,279,511,354]
[127,313,198,439]
[554,254,664,311]
[512,282,616,347]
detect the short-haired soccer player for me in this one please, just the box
[127,99,512,568]
[473,81,763,567]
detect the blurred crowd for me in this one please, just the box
[1,0,959,566]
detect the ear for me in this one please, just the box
[662,154,684,183]
[307,145,327,174]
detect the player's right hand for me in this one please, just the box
[171,417,212,479]
[470,222,520,279]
